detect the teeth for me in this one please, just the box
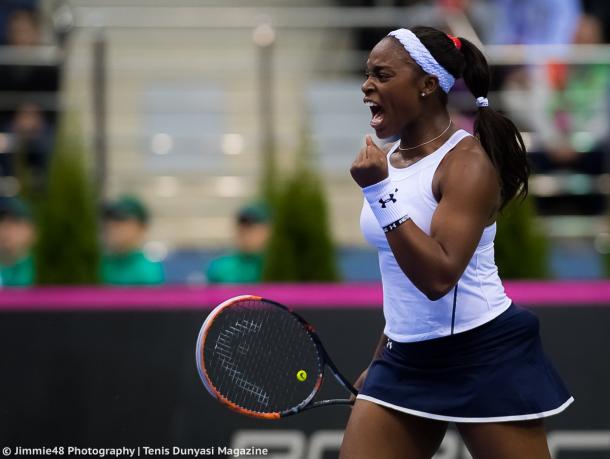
[364,101,379,107]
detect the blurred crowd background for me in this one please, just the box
[1,0,610,287]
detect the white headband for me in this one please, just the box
[388,28,455,93]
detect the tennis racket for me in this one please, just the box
[195,295,357,419]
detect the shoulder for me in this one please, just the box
[434,134,501,211]
[126,250,157,266]
[138,251,161,266]
[134,252,164,283]
[206,253,238,273]
[209,252,240,265]
[438,134,498,186]
[445,134,489,165]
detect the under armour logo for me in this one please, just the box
[378,189,398,208]
[386,340,393,349]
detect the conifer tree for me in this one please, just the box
[263,133,340,281]
[34,115,100,284]
[495,195,549,278]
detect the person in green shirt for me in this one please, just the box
[101,195,164,286]
[206,202,271,284]
[0,197,35,287]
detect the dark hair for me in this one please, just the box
[409,26,529,209]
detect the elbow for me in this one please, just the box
[397,261,459,300]
[422,288,447,302]
[420,281,456,301]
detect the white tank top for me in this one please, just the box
[360,129,512,343]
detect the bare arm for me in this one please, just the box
[385,140,500,299]
[351,136,500,300]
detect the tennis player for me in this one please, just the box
[342,26,573,458]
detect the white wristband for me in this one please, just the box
[362,177,409,228]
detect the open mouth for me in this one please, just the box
[365,100,385,129]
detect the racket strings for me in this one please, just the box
[216,322,270,407]
[214,301,275,410]
[233,304,272,408]
[215,306,270,407]
[203,299,322,414]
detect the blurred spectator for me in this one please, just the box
[582,0,610,43]
[530,14,610,168]
[101,196,164,286]
[0,102,52,181]
[0,8,57,94]
[486,0,581,45]
[0,197,35,286]
[206,202,271,284]
[496,12,610,215]
[0,7,60,178]
[436,0,581,46]
[0,1,38,45]
[6,9,41,47]
[470,0,583,129]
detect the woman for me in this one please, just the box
[343,26,573,459]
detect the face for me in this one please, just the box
[7,12,40,47]
[0,218,35,262]
[12,103,45,137]
[362,37,428,138]
[103,219,146,254]
[235,222,270,254]
[573,15,602,45]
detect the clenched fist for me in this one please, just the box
[350,135,389,188]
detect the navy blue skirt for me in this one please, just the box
[358,304,574,422]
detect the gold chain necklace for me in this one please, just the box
[398,119,453,151]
